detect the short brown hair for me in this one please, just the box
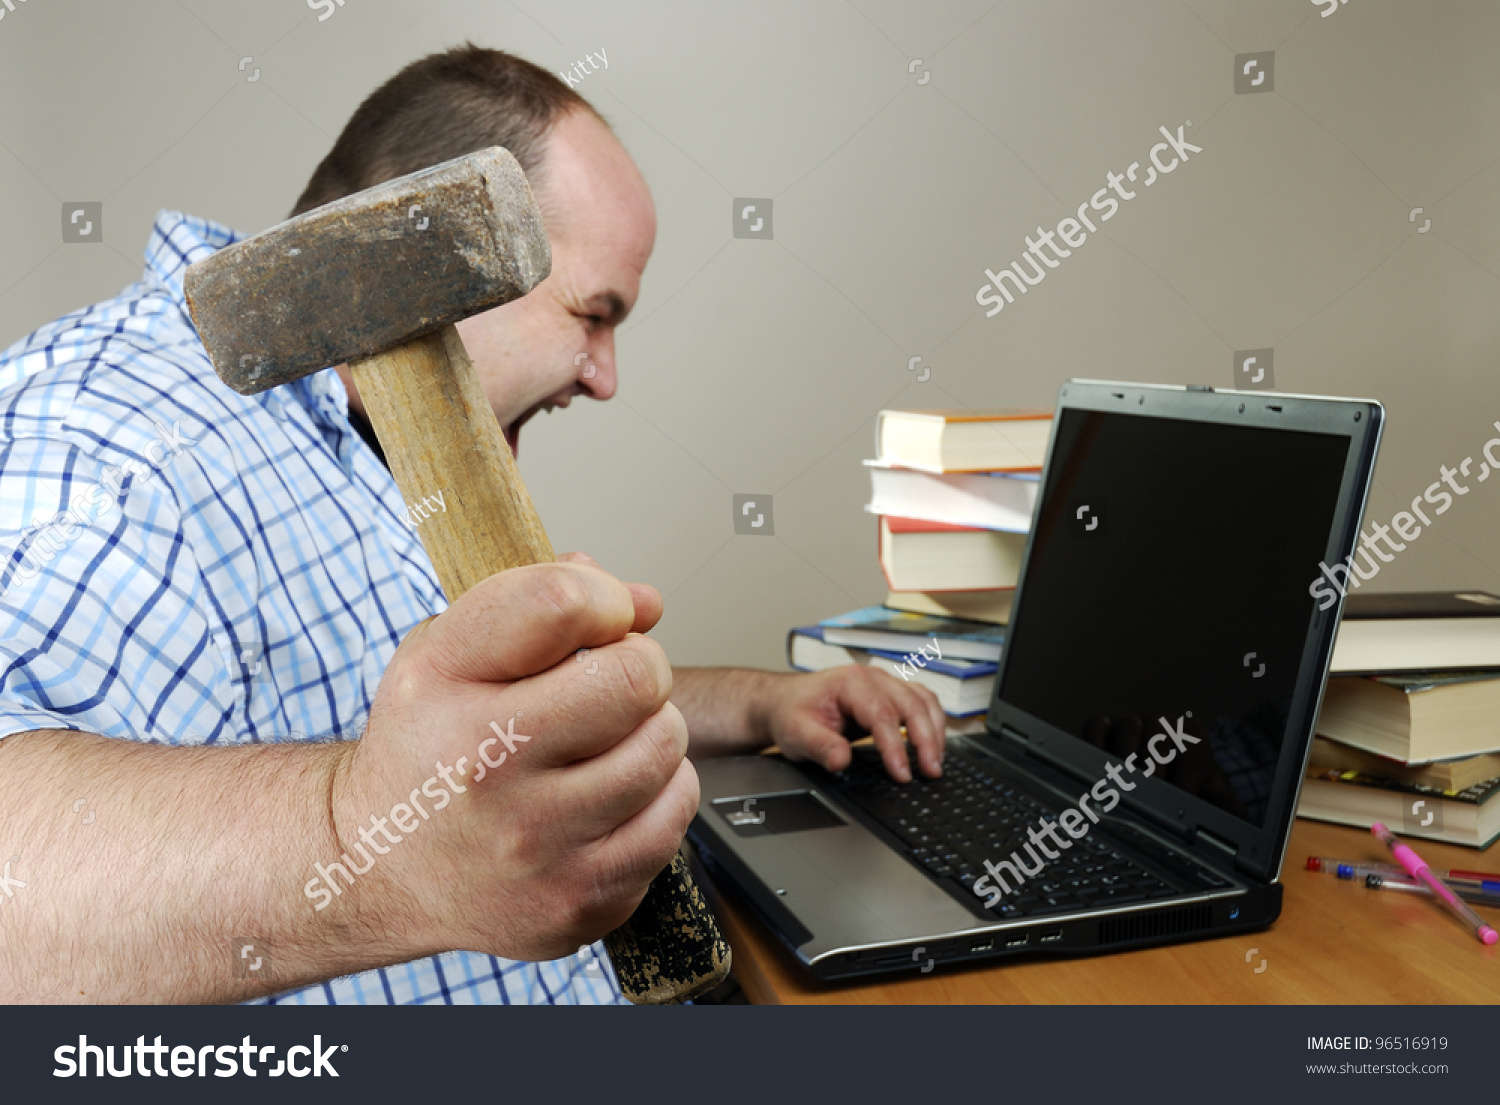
[290,43,599,217]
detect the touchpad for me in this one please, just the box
[713,790,846,838]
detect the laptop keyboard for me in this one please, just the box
[827,749,1187,918]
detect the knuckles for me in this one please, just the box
[526,565,598,629]
[667,759,701,836]
[607,635,671,711]
[376,664,428,716]
[637,705,691,786]
[602,705,688,804]
[567,762,698,913]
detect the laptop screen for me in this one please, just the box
[996,407,1350,829]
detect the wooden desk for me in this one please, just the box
[700,818,1499,1004]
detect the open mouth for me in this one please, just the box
[504,404,543,455]
[504,396,572,455]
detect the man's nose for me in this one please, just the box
[581,339,617,400]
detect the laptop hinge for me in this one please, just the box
[1194,826,1238,862]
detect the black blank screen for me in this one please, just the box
[998,408,1349,827]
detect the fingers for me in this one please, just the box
[844,679,945,779]
[779,711,854,774]
[839,676,924,783]
[412,560,649,685]
[557,551,663,634]
[897,683,947,778]
[553,702,692,841]
[578,757,702,921]
[481,631,676,769]
[852,670,945,780]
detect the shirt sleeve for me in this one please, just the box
[0,434,232,743]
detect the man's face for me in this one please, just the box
[454,108,657,454]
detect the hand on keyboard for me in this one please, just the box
[754,666,947,782]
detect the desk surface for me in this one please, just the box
[702,818,1499,1003]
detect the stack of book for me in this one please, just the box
[865,407,1048,624]
[786,408,1051,719]
[1297,591,1500,847]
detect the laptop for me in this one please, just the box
[689,379,1383,980]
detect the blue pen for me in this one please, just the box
[1306,855,1500,893]
[1364,873,1500,908]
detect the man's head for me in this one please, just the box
[296,44,655,453]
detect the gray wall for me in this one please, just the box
[3,0,1498,671]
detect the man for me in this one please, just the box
[0,45,944,1004]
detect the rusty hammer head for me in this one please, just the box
[185,145,550,394]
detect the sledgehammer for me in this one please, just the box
[183,145,730,1005]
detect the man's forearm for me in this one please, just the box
[671,667,786,758]
[0,729,436,1003]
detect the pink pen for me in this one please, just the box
[1371,822,1499,946]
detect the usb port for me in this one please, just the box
[1004,933,1029,948]
[1039,928,1064,943]
[970,939,995,954]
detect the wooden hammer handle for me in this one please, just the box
[350,325,731,1004]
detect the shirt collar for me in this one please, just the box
[147,209,352,434]
[143,209,241,305]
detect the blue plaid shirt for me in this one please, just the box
[0,210,624,1005]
